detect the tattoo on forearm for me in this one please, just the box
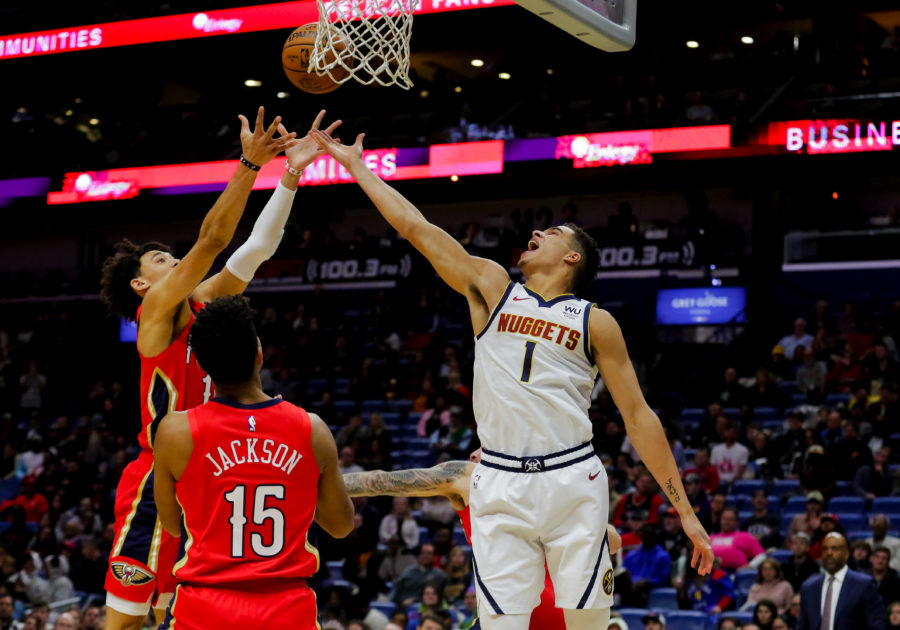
[665,477,681,503]
[344,461,469,497]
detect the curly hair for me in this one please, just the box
[562,222,599,294]
[188,295,259,385]
[99,239,172,318]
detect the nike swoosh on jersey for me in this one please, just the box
[512,296,531,301]
[589,470,601,480]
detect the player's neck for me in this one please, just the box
[523,270,571,300]
[212,376,269,405]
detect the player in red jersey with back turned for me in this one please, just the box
[98,108,341,630]
[153,295,354,629]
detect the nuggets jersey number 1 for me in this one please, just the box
[473,282,597,456]
[136,300,212,452]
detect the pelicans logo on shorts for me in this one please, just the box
[602,568,614,596]
[111,561,154,586]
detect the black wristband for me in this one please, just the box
[240,154,261,171]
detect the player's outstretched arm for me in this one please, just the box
[152,411,193,537]
[309,413,355,538]
[140,107,298,326]
[309,130,509,327]
[343,461,474,510]
[193,111,342,301]
[590,307,715,575]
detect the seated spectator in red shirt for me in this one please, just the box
[684,447,720,494]
[0,475,48,523]
[619,509,649,554]
[612,468,665,527]
[710,507,766,570]
[808,513,845,561]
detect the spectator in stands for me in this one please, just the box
[358,413,393,471]
[691,402,726,448]
[747,559,795,614]
[849,540,873,573]
[682,474,712,529]
[828,347,864,393]
[746,369,790,410]
[778,319,815,362]
[684,449,720,494]
[748,432,782,481]
[612,468,665,527]
[81,605,102,630]
[69,536,106,594]
[709,492,727,534]
[442,546,472,604]
[871,547,900,606]
[19,360,46,411]
[391,544,446,607]
[809,513,846,561]
[799,447,837,498]
[752,600,778,630]
[868,515,900,572]
[720,368,747,407]
[417,397,450,438]
[0,594,13,630]
[684,92,717,124]
[832,421,873,481]
[820,411,845,449]
[642,610,666,630]
[782,532,820,592]
[711,421,749,489]
[796,348,827,402]
[855,447,896,499]
[456,587,477,629]
[416,613,444,630]
[659,507,690,563]
[419,495,457,530]
[711,508,766,570]
[717,618,738,630]
[377,535,418,587]
[864,342,900,385]
[0,475,47,523]
[622,524,671,606]
[339,447,365,475]
[408,583,459,629]
[620,509,649,553]
[684,559,735,615]
[742,489,783,549]
[428,410,472,459]
[379,497,420,551]
[796,532,887,630]
[51,612,78,630]
[336,414,366,451]
[889,601,900,630]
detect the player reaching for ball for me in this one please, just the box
[98,108,340,630]
[343,451,623,630]
[311,129,715,630]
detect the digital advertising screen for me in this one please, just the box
[656,287,747,325]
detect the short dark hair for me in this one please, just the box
[874,546,892,560]
[562,223,599,293]
[100,239,172,318]
[189,295,259,385]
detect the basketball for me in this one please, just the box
[282,23,352,95]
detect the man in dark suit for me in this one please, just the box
[798,532,887,630]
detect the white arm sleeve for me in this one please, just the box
[225,182,296,282]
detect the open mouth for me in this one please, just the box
[527,240,539,251]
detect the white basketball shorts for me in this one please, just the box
[469,442,614,614]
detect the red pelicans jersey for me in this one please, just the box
[456,507,565,630]
[136,300,212,452]
[173,398,320,585]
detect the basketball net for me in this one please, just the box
[310,0,415,90]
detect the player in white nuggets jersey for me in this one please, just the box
[311,130,715,630]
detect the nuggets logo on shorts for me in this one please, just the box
[602,568,614,596]
[111,561,154,586]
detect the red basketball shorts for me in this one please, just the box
[105,451,179,615]
[160,581,318,629]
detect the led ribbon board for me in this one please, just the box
[0,0,516,60]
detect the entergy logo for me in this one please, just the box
[192,13,244,33]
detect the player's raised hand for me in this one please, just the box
[681,511,715,575]
[280,109,343,170]
[237,106,300,168]
[309,129,365,168]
